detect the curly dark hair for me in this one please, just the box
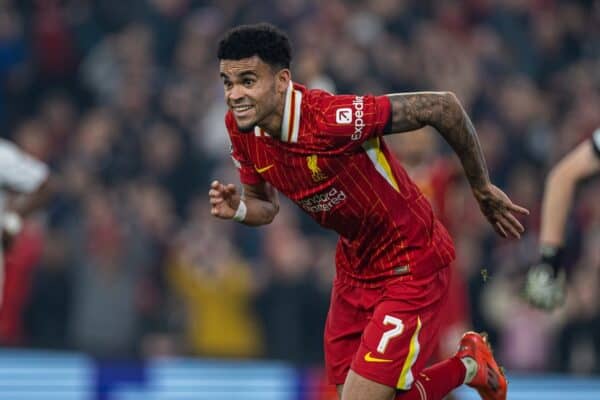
[217,23,292,69]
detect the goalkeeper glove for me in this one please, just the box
[524,245,566,311]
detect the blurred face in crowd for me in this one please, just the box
[220,55,290,133]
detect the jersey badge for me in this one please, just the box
[307,155,328,182]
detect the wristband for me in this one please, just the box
[232,200,247,222]
[539,244,564,275]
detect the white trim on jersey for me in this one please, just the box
[280,81,302,143]
[290,90,302,143]
[254,126,271,137]
[281,81,294,142]
[252,81,302,142]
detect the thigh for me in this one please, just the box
[341,369,395,400]
[350,267,451,390]
[325,281,381,386]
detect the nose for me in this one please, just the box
[228,84,245,103]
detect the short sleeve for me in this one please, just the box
[225,114,262,185]
[0,140,49,193]
[313,92,391,150]
[592,127,600,158]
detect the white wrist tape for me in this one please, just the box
[232,200,247,222]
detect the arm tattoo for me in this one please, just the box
[386,92,490,189]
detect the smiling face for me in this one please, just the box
[220,55,290,133]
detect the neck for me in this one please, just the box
[257,81,291,140]
[258,109,284,139]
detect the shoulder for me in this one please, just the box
[304,90,382,138]
[301,87,338,116]
[301,89,350,129]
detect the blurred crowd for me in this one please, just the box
[0,0,598,376]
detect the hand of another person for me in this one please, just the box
[524,263,566,311]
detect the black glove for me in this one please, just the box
[524,245,566,311]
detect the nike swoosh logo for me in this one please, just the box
[255,164,274,174]
[364,352,393,363]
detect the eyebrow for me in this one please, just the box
[220,70,258,80]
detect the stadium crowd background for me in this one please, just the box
[0,0,598,377]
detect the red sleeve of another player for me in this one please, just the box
[225,113,262,185]
[313,92,391,151]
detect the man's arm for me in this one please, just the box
[524,139,600,311]
[385,92,529,238]
[386,92,488,189]
[7,175,57,218]
[540,139,600,247]
[2,175,55,243]
[209,180,279,226]
[0,141,54,241]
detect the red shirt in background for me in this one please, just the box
[0,223,45,345]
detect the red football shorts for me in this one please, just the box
[324,265,451,389]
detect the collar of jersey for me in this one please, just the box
[254,80,302,142]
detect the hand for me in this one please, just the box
[524,263,566,311]
[208,180,240,219]
[473,184,530,239]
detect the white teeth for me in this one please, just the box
[233,105,252,111]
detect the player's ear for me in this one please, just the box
[275,69,291,94]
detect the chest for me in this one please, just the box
[247,139,350,200]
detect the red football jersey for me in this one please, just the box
[228,82,455,286]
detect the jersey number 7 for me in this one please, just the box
[377,315,404,353]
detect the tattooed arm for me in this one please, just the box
[385,92,489,188]
[385,92,529,238]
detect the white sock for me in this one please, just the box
[461,357,478,384]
